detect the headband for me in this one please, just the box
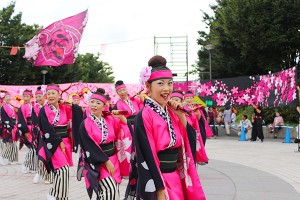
[170,92,183,100]
[72,95,80,100]
[23,91,33,96]
[90,93,107,104]
[115,84,126,91]
[46,85,60,92]
[184,93,194,98]
[148,70,173,82]
[35,90,44,95]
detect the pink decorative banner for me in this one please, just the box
[23,10,88,66]
[173,67,298,107]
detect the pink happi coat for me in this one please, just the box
[199,109,214,138]
[185,110,209,163]
[115,96,143,118]
[42,104,73,170]
[142,106,206,200]
[83,115,129,184]
[2,103,18,141]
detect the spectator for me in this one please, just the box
[217,108,224,127]
[231,108,237,130]
[251,104,264,142]
[223,106,232,135]
[207,107,218,138]
[269,111,284,138]
[237,115,252,140]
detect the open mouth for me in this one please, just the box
[161,94,169,101]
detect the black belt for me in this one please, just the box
[54,125,68,138]
[11,118,16,124]
[100,141,115,157]
[157,148,179,173]
[127,115,136,124]
[26,117,32,125]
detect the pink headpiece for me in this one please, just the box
[35,90,44,95]
[90,93,107,104]
[170,92,183,100]
[46,85,60,92]
[148,70,173,82]
[23,91,33,96]
[115,84,126,91]
[4,91,11,97]
[72,95,80,100]
[184,93,194,98]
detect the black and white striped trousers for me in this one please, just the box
[49,165,69,200]
[2,142,18,162]
[38,160,54,183]
[98,176,120,200]
[23,147,37,172]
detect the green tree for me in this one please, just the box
[0,2,114,85]
[0,2,42,85]
[195,0,300,79]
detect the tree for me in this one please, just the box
[0,2,114,85]
[0,2,42,85]
[26,53,115,84]
[195,0,300,79]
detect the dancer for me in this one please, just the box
[38,84,82,200]
[171,90,209,164]
[0,91,19,165]
[18,89,39,177]
[77,88,127,199]
[126,55,206,199]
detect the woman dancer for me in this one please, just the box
[126,55,206,200]
[0,91,19,165]
[38,84,82,200]
[77,88,128,199]
[18,89,39,177]
[171,90,208,164]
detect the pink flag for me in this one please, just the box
[23,10,88,66]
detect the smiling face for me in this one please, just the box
[146,79,173,108]
[35,94,45,105]
[116,87,128,100]
[170,96,182,103]
[23,94,31,103]
[46,89,60,105]
[89,98,105,117]
[72,99,80,105]
[184,96,194,106]
[4,95,11,103]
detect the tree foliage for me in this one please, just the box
[195,0,300,79]
[0,2,114,85]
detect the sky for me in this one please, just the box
[0,0,216,84]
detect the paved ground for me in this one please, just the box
[0,134,300,200]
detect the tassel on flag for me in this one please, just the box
[23,9,88,66]
[10,46,19,55]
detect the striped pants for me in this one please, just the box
[98,177,120,200]
[24,147,37,172]
[1,142,18,162]
[38,160,54,183]
[49,165,69,200]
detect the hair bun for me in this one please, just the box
[96,88,106,95]
[148,55,167,68]
[115,80,124,87]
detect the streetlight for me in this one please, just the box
[204,44,215,80]
[41,70,48,85]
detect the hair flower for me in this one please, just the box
[139,66,152,88]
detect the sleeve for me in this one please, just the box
[134,110,164,199]
[186,122,197,162]
[38,107,62,162]
[17,107,32,149]
[72,104,84,152]
[78,121,109,199]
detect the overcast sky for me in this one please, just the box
[0,0,216,83]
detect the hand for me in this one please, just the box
[105,160,115,176]
[60,142,66,154]
[157,189,166,200]
[297,85,300,92]
[25,132,30,140]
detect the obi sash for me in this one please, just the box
[157,148,179,173]
[100,141,115,157]
[54,125,68,138]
